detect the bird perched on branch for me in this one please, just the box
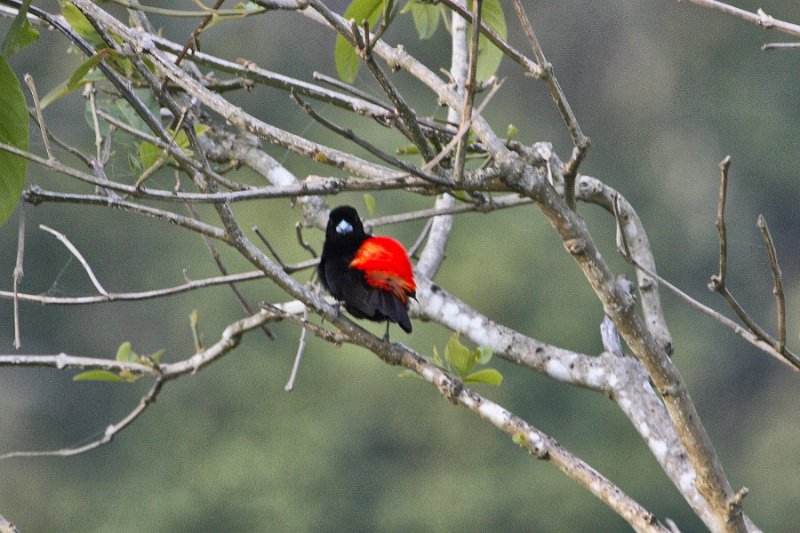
[318,205,416,336]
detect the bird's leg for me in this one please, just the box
[382,321,391,343]
[319,301,341,327]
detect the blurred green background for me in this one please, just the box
[2,0,800,531]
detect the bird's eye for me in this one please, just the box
[336,219,353,235]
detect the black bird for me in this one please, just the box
[318,206,416,334]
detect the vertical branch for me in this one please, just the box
[705,157,796,365]
[452,0,481,183]
[284,308,310,391]
[23,74,54,160]
[711,155,731,288]
[757,215,785,353]
[12,205,25,350]
[416,8,469,278]
[84,82,104,163]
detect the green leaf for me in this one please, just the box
[363,193,377,216]
[146,349,165,365]
[236,2,260,11]
[40,51,110,109]
[175,124,210,149]
[396,144,420,156]
[116,341,138,363]
[512,432,526,447]
[474,346,493,365]
[398,369,422,379]
[506,123,518,141]
[73,370,124,382]
[60,1,105,47]
[0,56,28,226]
[138,124,210,171]
[445,332,474,376]
[1,0,39,56]
[452,190,471,202]
[137,139,162,171]
[431,345,442,366]
[471,0,507,81]
[334,0,385,82]
[404,1,440,39]
[464,367,503,385]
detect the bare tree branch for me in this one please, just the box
[11,205,24,349]
[757,215,786,353]
[675,0,800,38]
[39,224,108,296]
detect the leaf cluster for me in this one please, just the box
[73,342,164,383]
[403,332,502,385]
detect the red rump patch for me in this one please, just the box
[349,237,416,302]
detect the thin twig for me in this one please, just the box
[678,0,800,38]
[452,0,481,183]
[408,217,433,258]
[1,137,421,203]
[763,41,800,50]
[284,308,309,391]
[511,0,589,208]
[183,195,276,340]
[613,202,800,371]
[421,79,503,174]
[12,205,25,349]
[171,0,225,69]
[612,194,632,261]
[23,74,54,160]
[39,224,108,296]
[704,158,792,359]
[24,186,228,241]
[366,0,396,51]
[0,270,273,305]
[84,82,104,163]
[0,378,164,459]
[367,193,530,227]
[96,109,244,191]
[312,71,390,108]
[149,31,399,121]
[308,0,435,161]
[290,91,448,185]
[710,156,731,289]
[295,223,317,259]
[351,15,435,161]
[435,0,543,75]
[757,214,785,353]
[253,226,287,268]
[30,117,92,166]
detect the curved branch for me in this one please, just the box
[576,174,674,355]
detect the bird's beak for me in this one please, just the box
[336,219,353,235]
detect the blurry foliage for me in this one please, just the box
[1,1,800,532]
